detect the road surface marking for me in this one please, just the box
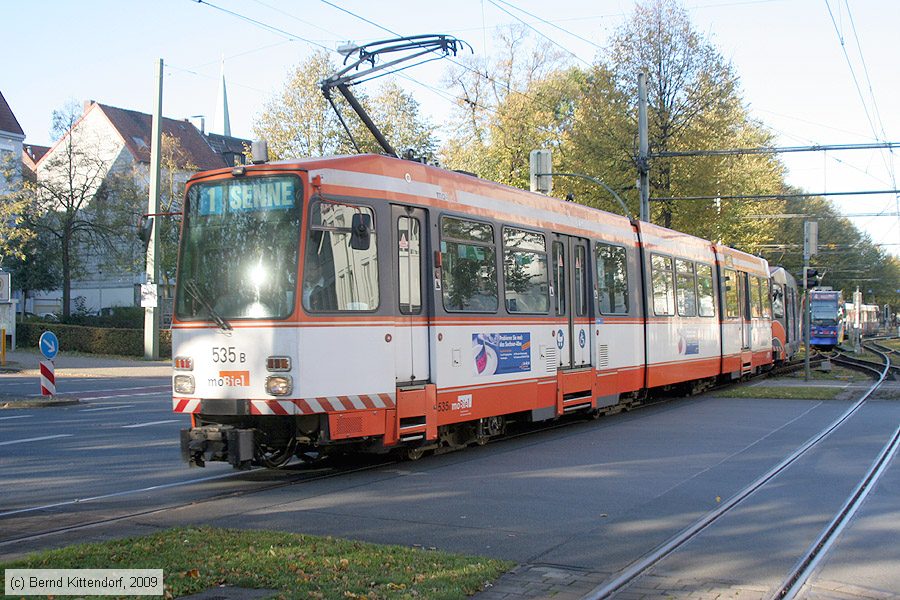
[80,404,136,412]
[121,420,180,428]
[0,434,73,446]
[85,391,169,401]
[0,415,34,421]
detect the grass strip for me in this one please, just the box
[0,526,513,600]
[713,385,844,400]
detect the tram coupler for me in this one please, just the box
[181,425,255,468]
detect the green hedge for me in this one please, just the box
[17,322,172,359]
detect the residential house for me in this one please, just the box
[0,90,25,192]
[22,144,50,180]
[26,100,249,318]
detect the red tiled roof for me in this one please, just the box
[0,90,25,136]
[96,103,249,171]
[24,144,50,162]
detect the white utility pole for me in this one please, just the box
[144,58,163,360]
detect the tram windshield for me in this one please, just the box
[175,176,302,322]
[810,299,839,326]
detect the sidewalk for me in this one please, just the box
[0,347,171,378]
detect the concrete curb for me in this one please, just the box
[0,395,81,409]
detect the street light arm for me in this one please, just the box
[537,172,633,220]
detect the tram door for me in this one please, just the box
[392,205,431,385]
[551,235,591,369]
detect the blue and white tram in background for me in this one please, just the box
[809,289,845,348]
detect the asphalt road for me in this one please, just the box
[1,373,898,599]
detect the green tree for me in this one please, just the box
[367,79,437,161]
[109,132,196,294]
[1,231,60,312]
[0,152,35,266]
[254,51,350,160]
[593,0,784,238]
[763,195,899,309]
[254,51,437,160]
[441,27,577,188]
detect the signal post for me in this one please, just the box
[803,221,818,380]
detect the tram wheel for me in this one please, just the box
[405,447,426,461]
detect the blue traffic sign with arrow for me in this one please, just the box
[39,331,59,360]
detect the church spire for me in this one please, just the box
[212,57,231,136]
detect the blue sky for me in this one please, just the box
[5,0,898,258]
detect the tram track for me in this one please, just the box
[0,457,401,550]
[0,400,645,552]
[4,349,895,578]
[580,344,894,600]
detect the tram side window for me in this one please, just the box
[772,283,784,318]
[397,216,421,315]
[750,276,762,318]
[724,268,740,318]
[552,241,566,316]
[675,259,697,317]
[651,254,675,316]
[503,227,549,313]
[303,202,379,312]
[440,217,498,312]
[697,264,715,317]
[575,245,587,316]
[761,278,772,319]
[596,243,628,314]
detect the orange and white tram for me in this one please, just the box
[173,154,774,467]
[769,266,801,363]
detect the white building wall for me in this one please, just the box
[0,130,24,193]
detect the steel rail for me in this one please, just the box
[771,345,893,599]
[580,348,891,600]
[773,425,900,599]
[0,458,397,549]
[1,381,701,555]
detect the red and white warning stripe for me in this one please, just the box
[172,394,396,415]
[250,394,396,415]
[40,360,56,396]
[172,398,201,413]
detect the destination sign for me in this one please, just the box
[197,177,297,215]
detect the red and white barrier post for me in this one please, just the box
[38,330,60,397]
[40,360,56,396]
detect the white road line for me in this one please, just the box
[84,391,169,401]
[121,420,180,428]
[0,434,73,446]
[79,404,136,412]
[0,415,34,421]
[56,385,169,396]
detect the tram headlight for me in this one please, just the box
[266,375,292,396]
[174,375,195,394]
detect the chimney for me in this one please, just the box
[83,99,95,114]
[190,115,206,134]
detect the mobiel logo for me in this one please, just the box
[209,371,250,387]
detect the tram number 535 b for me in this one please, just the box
[212,346,246,363]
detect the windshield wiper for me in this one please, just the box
[183,280,233,331]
